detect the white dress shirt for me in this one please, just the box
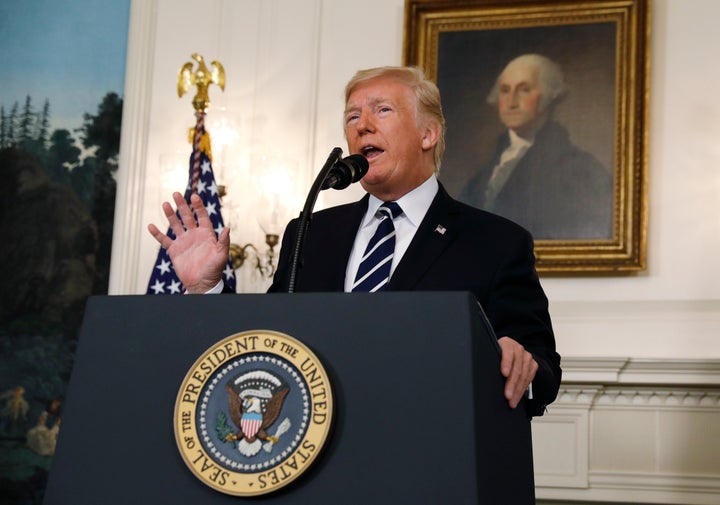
[343,175,439,292]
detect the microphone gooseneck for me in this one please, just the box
[286,148,368,293]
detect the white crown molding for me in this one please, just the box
[560,356,720,385]
[594,387,720,408]
[619,359,720,385]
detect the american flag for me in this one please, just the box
[146,112,236,294]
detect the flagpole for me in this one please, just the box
[190,111,205,193]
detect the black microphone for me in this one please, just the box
[286,148,368,292]
[321,154,369,190]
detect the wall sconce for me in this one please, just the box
[228,232,279,277]
[222,194,282,281]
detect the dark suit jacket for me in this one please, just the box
[268,183,561,416]
[460,121,613,240]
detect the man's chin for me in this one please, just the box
[359,174,386,194]
[359,178,375,192]
[503,119,529,130]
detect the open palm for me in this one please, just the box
[148,192,230,293]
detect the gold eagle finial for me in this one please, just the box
[177,53,226,112]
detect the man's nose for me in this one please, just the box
[355,111,375,133]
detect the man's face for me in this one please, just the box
[344,76,436,200]
[497,62,546,138]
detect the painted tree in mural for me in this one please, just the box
[78,92,123,293]
[0,92,122,504]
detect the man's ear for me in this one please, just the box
[421,121,440,152]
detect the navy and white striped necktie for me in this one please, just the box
[352,201,403,292]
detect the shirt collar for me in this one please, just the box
[363,175,439,228]
[508,129,534,150]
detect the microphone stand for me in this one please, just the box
[286,147,343,293]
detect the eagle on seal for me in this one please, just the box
[225,370,289,457]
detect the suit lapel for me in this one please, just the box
[388,185,458,291]
[316,196,368,291]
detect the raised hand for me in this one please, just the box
[148,192,230,294]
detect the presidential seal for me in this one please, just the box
[174,330,333,496]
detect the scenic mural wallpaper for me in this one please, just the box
[0,1,130,502]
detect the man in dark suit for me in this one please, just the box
[460,54,613,240]
[149,66,561,417]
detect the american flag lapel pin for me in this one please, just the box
[434,224,447,235]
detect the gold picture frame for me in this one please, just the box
[403,0,649,274]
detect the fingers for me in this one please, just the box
[217,226,231,252]
[498,336,538,409]
[191,193,213,231]
[161,192,211,236]
[147,223,171,249]
[149,192,196,249]
[150,192,224,253]
[174,192,197,230]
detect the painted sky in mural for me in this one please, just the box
[0,0,130,132]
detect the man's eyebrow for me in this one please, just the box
[345,96,392,113]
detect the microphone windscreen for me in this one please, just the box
[343,154,369,182]
[321,154,369,190]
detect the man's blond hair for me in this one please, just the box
[344,66,446,171]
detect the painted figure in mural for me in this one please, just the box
[459,54,613,240]
[26,410,61,457]
[0,386,30,428]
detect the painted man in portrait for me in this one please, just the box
[459,54,613,240]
